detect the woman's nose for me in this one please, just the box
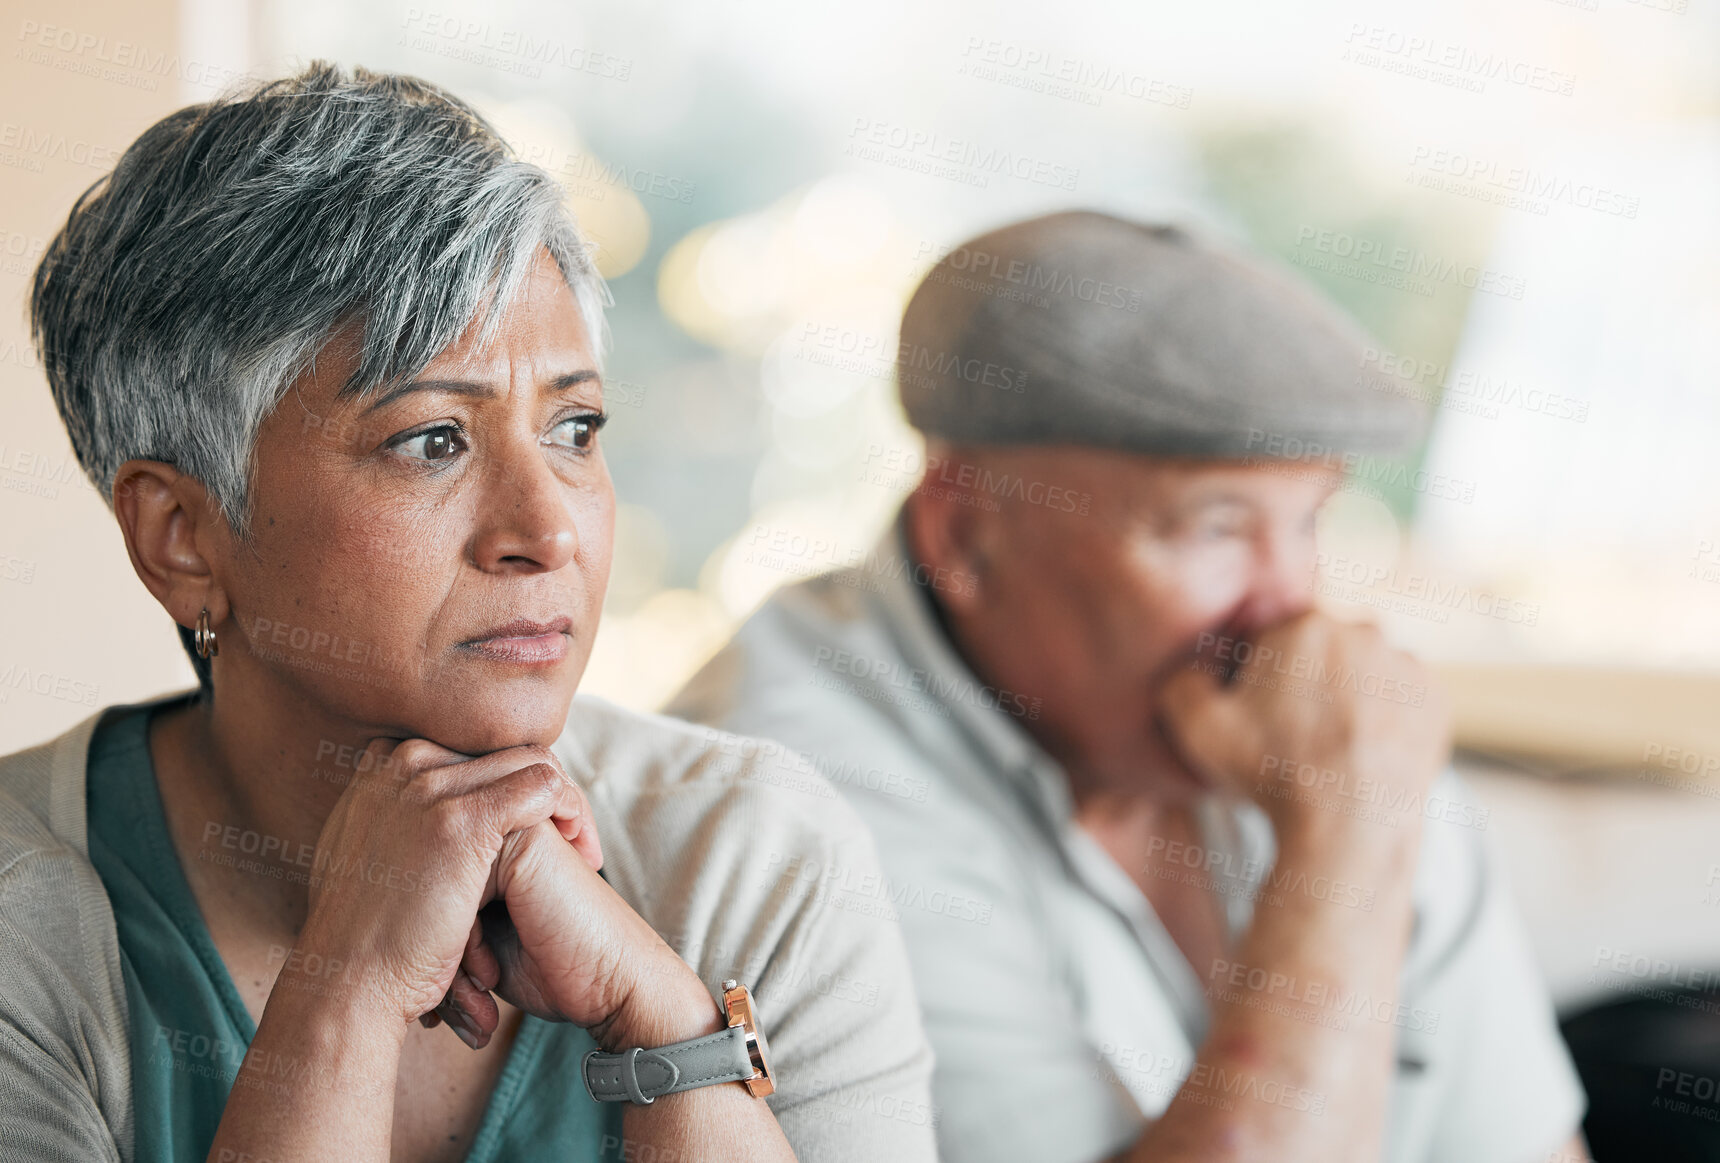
[469,442,580,574]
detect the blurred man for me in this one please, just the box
[670,212,1588,1163]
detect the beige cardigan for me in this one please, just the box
[0,691,937,1162]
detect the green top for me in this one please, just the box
[84,698,620,1162]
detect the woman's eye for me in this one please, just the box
[548,412,606,452]
[394,425,465,462]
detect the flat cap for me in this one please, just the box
[896,211,1425,459]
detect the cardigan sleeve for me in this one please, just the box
[0,840,133,1163]
[558,698,940,1163]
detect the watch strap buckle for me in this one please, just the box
[582,1026,754,1105]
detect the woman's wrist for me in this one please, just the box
[222,951,409,1133]
[593,952,725,1052]
[285,912,426,1031]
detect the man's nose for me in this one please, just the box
[469,440,579,574]
[1228,531,1317,633]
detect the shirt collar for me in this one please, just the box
[868,511,1224,1038]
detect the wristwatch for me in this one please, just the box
[581,979,775,1104]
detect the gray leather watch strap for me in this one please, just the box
[582,1024,755,1104]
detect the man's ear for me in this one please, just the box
[111,460,232,632]
[904,458,998,615]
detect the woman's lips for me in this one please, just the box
[459,617,573,665]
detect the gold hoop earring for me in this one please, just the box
[194,606,219,659]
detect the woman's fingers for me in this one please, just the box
[299,737,605,1032]
[462,921,502,993]
[363,740,602,869]
[561,779,603,872]
[442,970,499,1049]
[400,745,590,852]
[435,912,503,1048]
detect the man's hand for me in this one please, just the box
[1121,612,1454,1163]
[1156,611,1450,842]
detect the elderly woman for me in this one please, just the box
[0,63,933,1163]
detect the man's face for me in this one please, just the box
[918,444,1342,801]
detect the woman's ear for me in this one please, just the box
[111,460,231,632]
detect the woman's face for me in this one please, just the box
[218,248,614,753]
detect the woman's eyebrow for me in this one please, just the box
[362,368,602,412]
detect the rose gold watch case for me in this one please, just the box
[721,979,775,1098]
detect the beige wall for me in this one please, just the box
[0,0,237,752]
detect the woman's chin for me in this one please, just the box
[403,690,579,756]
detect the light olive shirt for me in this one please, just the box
[0,691,937,1163]
[668,516,1587,1163]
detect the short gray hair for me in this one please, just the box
[30,60,608,535]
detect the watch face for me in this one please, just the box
[727,983,775,1097]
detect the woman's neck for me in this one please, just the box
[148,679,384,933]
